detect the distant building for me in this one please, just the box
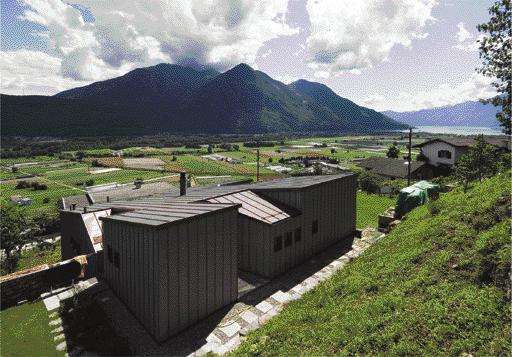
[60,174,357,341]
[413,137,509,167]
[358,157,433,180]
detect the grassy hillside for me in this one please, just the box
[234,172,511,355]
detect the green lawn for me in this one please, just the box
[0,301,63,357]
[233,172,511,355]
[356,192,396,228]
[17,243,62,272]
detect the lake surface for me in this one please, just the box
[404,126,504,136]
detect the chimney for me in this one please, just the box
[180,172,187,196]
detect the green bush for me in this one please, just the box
[358,171,383,193]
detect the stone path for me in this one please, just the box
[42,278,102,356]
[39,229,384,356]
[192,230,385,356]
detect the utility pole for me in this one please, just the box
[407,128,412,186]
[256,149,260,182]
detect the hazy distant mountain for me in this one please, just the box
[1,63,407,137]
[383,101,501,128]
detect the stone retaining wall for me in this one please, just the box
[0,252,103,309]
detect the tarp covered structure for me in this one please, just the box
[395,181,439,218]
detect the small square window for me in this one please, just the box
[114,251,120,268]
[295,227,302,242]
[274,236,282,252]
[107,246,112,261]
[285,232,292,247]
[312,220,318,234]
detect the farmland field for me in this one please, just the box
[1,134,407,221]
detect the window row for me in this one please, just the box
[274,227,302,252]
[438,150,452,159]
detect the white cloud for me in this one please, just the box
[0,49,90,95]
[260,49,273,59]
[274,73,300,84]
[16,0,298,83]
[362,73,497,112]
[313,70,329,79]
[304,0,437,75]
[453,22,482,52]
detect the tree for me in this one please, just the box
[386,143,400,158]
[477,0,511,134]
[454,135,499,192]
[331,148,337,154]
[358,171,383,194]
[207,145,213,154]
[1,205,39,273]
[268,157,273,163]
[313,164,323,175]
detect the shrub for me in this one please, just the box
[43,197,51,204]
[85,179,95,186]
[358,171,383,194]
[15,180,31,189]
[31,182,48,190]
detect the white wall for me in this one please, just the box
[421,142,465,167]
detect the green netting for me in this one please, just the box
[395,181,439,217]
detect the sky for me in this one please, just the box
[0,0,497,112]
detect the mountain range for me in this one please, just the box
[1,63,407,137]
[383,100,501,128]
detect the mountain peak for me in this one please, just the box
[230,63,255,74]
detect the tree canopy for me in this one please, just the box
[477,0,511,134]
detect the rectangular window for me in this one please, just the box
[285,232,293,247]
[438,150,452,159]
[274,236,282,252]
[114,251,120,268]
[107,245,113,263]
[295,227,302,242]
[312,220,319,234]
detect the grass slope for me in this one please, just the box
[357,192,395,228]
[233,172,511,355]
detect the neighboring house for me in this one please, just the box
[413,137,510,167]
[358,157,433,180]
[60,173,357,341]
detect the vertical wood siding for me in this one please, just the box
[102,208,239,342]
[240,176,357,278]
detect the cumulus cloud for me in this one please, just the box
[362,73,496,112]
[304,0,437,76]
[16,0,297,82]
[0,50,90,95]
[453,22,482,52]
[274,73,301,84]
